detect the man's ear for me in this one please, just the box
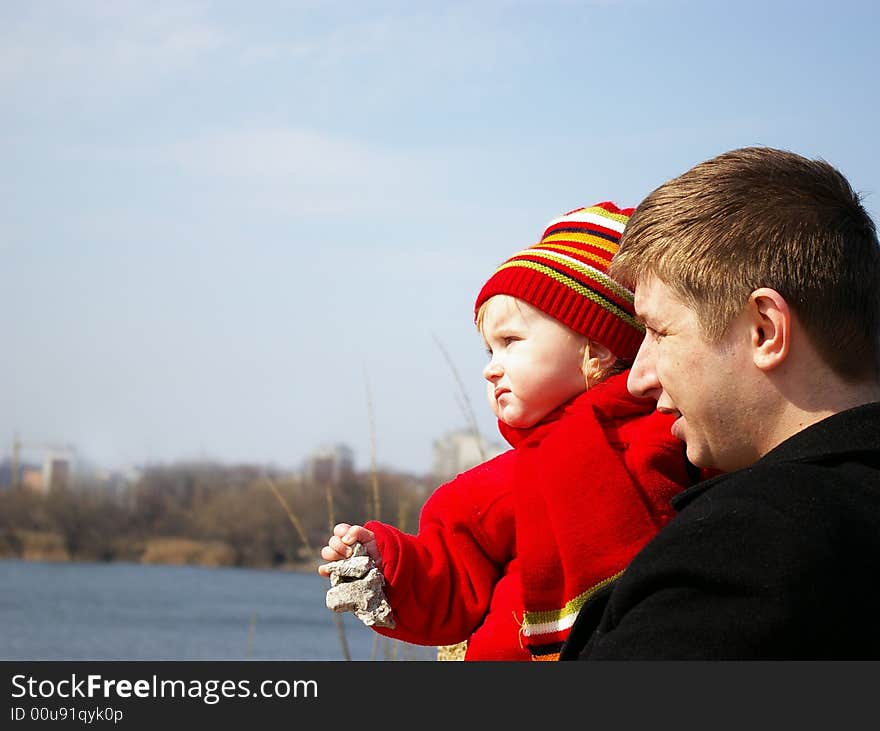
[747,287,790,372]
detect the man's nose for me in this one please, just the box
[627,339,660,400]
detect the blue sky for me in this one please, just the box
[3,0,879,475]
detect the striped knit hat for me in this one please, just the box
[474,202,644,359]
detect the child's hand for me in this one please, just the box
[317,523,381,576]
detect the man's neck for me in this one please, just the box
[763,377,880,458]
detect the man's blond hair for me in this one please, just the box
[610,146,880,381]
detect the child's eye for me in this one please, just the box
[484,335,520,356]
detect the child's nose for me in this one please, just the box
[483,358,502,381]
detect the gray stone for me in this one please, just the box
[327,555,372,586]
[324,543,395,629]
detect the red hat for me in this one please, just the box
[474,202,644,359]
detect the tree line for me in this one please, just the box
[0,463,434,569]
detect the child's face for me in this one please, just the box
[481,295,588,428]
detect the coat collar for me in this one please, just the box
[672,401,880,510]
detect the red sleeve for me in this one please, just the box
[363,451,517,647]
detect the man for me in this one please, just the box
[560,146,880,659]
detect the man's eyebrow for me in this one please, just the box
[635,311,667,331]
[631,308,652,327]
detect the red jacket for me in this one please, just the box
[366,371,693,660]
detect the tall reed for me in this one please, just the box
[363,365,389,660]
[323,478,352,662]
[432,333,486,461]
[363,366,381,519]
[432,333,481,661]
[263,473,352,661]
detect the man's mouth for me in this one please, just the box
[670,413,685,441]
[657,403,684,439]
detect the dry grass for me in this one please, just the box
[141,537,235,566]
[5,529,70,562]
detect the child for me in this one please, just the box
[319,202,694,660]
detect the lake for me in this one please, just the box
[0,559,437,661]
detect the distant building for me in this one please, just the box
[20,466,44,492]
[43,453,72,491]
[1,445,75,493]
[0,460,17,490]
[103,466,144,496]
[2,435,76,492]
[0,458,47,491]
[431,429,505,484]
[76,463,144,499]
[304,443,355,485]
[0,448,139,496]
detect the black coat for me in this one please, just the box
[560,402,880,660]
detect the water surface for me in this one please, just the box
[0,559,435,661]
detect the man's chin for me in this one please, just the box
[685,443,717,471]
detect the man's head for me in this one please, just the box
[612,147,880,471]
[611,146,880,382]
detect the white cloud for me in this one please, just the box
[58,125,467,216]
[0,2,520,91]
[0,0,225,86]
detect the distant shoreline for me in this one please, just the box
[0,530,317,573]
